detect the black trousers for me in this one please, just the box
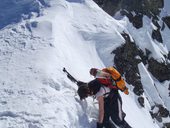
[103,90,127,128]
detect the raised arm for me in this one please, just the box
[97,96,104,124]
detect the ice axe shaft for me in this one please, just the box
[63,67,86,87]
[63,67,78,84]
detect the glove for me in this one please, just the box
[96,122,103,128]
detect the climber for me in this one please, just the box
[77,67,131,128]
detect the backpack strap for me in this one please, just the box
[101,86,108,97]
[97,77,118,90]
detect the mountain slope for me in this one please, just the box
[0,0,169,128]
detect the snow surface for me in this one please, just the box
[0,0,169,128]
[119,16,170,62]
[162,0,170,15]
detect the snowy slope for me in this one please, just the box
[116,0,170,118]
[0,0,168,128]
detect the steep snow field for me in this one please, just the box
[0,0,169,128]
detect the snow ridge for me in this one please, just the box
[0,0,169,128]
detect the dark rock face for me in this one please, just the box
[94,0,163,16]
[93,0,122,16]
[148,58,170,82]
[94,0,170,126]
[113,32,170,84]
[162,16,170,29]
[112,32,170,111]
[152,29,163,43]
[151,18,163,43]
[138,96,144,107]
[112,33,170,124]
[159,105,169,117]
[93,0,164,29]
[121,11,143,28]
[112,32,144,96]
[94,0,170,86]
[164,122,170,128]
[150,104,170,123]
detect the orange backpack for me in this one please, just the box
[102,67,129,95]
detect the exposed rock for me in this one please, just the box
[163,122,170,128]
[150,111,154,119]
[148,58,170,82]
[138,96,144,107]
[121,11,143,29]
[150,104,169,123]
[130,79,144,96]
[152,29,163,43]
[120,0,164,16]
[95,0,122,16]
[92,0,170,126]
[132,14,143,28]
[112,32,144,96]
[93,0,122,16]
[111,33,170,112]
[162,16,170,29]
[150,110,162,122]
[93,0,164,29]
[156,115,163,122]
[158,105,169,117]
[152,18,161,29]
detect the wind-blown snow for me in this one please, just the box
[138,63,163,106]
[0,0,169,128]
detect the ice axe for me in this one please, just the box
[63,67,86,87]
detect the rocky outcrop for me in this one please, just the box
[164,122,170,128]
[152,29,163,43]
[93,0,164,29]
[138,96,145,107]
[121,11,143,29]
[148,58,170,82]
[162,16,170,29]
[112,32,170,128]
[93,0,121,16]
[94,0,163,16]
[112,32,170,104]
[112,32,145,96]
[93,0,169,48]
[94,0,170,88]
[150,104,170,123]
[93,0,170,127]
